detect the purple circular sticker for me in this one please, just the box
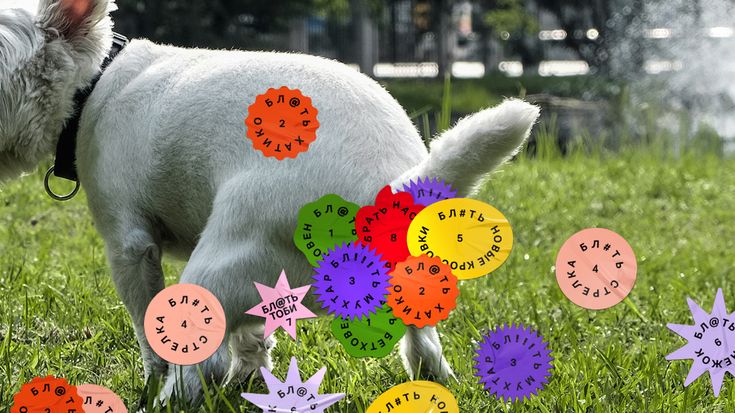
[312,242,391,320]
[474,323,553,402]
[400,177,458,206]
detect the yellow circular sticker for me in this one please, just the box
[366,381,458,413]
[406,198,513,280]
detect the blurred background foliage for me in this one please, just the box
[108,0,734,157]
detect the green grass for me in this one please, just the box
[2,147,735,412]
[382,73,621,115]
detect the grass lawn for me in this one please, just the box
[1,149,734,412]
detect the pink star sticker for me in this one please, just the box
[246,270,316,339]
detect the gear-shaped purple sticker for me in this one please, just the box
[312,242,391,320]
[666,288,735,397]
[400,177,458,206]
[474,323,553,403]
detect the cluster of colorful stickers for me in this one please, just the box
[241,357,344,412]
[294,178,512,359]
[11,376,126,413]
[666,288,735,396]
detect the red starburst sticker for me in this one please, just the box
[356,186,424,272]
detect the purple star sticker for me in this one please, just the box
[666,288,735,397]
[400,177,458,206]
[312,242,391,320]
[474,323,553,402]
[241,357,345,413]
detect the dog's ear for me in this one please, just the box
[59,0,96,26]
[37,0,114,41]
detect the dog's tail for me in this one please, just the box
[390,98,540,196]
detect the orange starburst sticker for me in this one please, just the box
[11,376,83,413]
[387,255,459,328]
[245,86,319,160]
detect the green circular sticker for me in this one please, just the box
[294,194,359,266]
[331,304,406,358]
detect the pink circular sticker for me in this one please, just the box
[555,228,637,310]
[144,284,227,365]
[76,384,127,413]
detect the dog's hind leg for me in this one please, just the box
[155,174,276,405]
[106,227,168,378]
[400,326,454,382]
[226,323,277,384]
[389,99,540,384]
[156,339,231,407]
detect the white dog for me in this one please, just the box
[0,0,540,406]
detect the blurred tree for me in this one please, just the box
[481,0,540,69]
[533,0,648,75]
[113,0,355,48]
[434,0,452,77]
[534,0,612,73]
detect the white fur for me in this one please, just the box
[0,0,540,407]
[0,0,113,181]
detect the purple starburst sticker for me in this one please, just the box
[241,357,345,412]
[400,177,458,206]
[666,288,735,397]
[474,323,553,402]
[312,242,391,320]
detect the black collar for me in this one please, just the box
[53,32,128,182]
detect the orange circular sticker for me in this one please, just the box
[77,384,127,413]
[387,255,459,328]
[245,86,319,160]
[555,228,637,310]
[11,376,83,413]
[144,283,227,365]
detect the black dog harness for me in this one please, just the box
[45,33,129,201]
